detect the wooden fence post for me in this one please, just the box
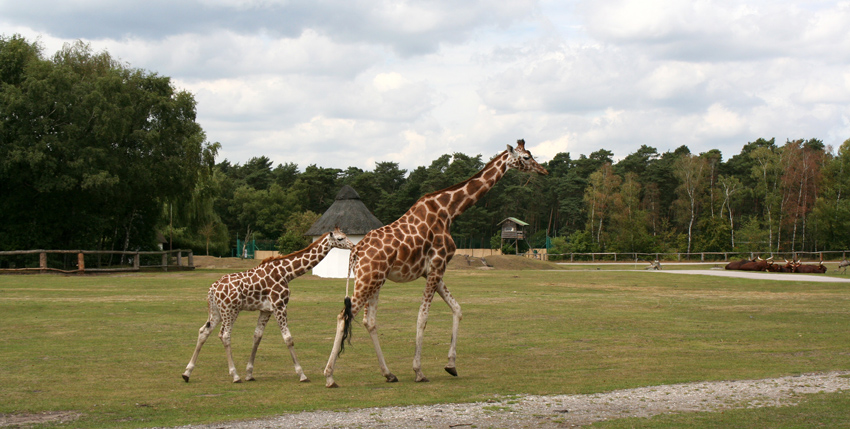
[188,250,194,268]
[133,253,140,271]
[162,253,168,271]
[77,252,85,273]
[176,251,183,267]
[40,252,47,274]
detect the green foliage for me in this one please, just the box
[490,233,502,250]
[0,36,214,251]
[4,35,849,256]
[547,236,569,260]
[276,211,321,254]
[694,215,732,252]
[735,216,768,253]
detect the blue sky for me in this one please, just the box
[3,0,850,171]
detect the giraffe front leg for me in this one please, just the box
[413,281,438,382]
[274,308,309,382]
[363,296,397,383]
[436,280,462,377]
[245,311,271,381]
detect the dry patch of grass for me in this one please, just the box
[0,411,82,427]
[192,256,260,270]
[447,254,560,271]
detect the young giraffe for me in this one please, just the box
[323,139,548,387]
[182,227,354,383]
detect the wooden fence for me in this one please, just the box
[0,249,194,274]
[535,250,850,263]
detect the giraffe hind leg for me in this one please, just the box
[182,312,221,382]
[218,310,242,383]
[436,280,461,377]
[363,295,397,383]
[245,311,271,381]
[324,295,369,388]
[413,279,439,382]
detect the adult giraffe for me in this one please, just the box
[323,139,548,387]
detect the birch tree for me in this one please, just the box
[673,153,707,253]
[583,163,621,249]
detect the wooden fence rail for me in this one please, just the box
[521,250,850,263]
[0,249,194,274]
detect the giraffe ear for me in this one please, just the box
[507,144,516,156]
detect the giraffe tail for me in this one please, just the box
[338,296,353,356]
[338,245,358,356]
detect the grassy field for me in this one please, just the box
[1,266,849,428]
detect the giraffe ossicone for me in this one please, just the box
[324,139,548,388]
[182,227,354,383]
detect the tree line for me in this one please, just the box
[3,35,849,259]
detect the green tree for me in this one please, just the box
[583,163,621,249]
[0,36,213,251]
[717,174,742,248]
[748,142,782,252]
[813,139,850,250]
[272,162,300,188]
[277,211,321,254]
[290,165,342,214]
[673,153,707,253]
[780,139,824,252]
[609,173,653,253]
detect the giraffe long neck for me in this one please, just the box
[423,150,511,222]
[267,234,333,282]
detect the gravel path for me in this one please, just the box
[164,371,850,428]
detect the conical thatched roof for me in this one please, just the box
[304,185,384,236]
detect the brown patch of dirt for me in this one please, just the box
[0,411,81,427]
[192,256,261,270]
[447,254,559,271]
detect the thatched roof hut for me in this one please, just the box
[305,185,383,236]
[306,185,383,278]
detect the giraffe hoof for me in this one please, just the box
[182,374,190,383]
[233,378,243,384]
[326,382,339,388]
[386,374,399,383]
[246,377,256,382]
[300,378,311,383]
[415,376,430,383]
[445,367,458,377]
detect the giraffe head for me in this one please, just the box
[506,139,548,175]
[328,226,355,250]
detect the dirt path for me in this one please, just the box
[160,371,850,429]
